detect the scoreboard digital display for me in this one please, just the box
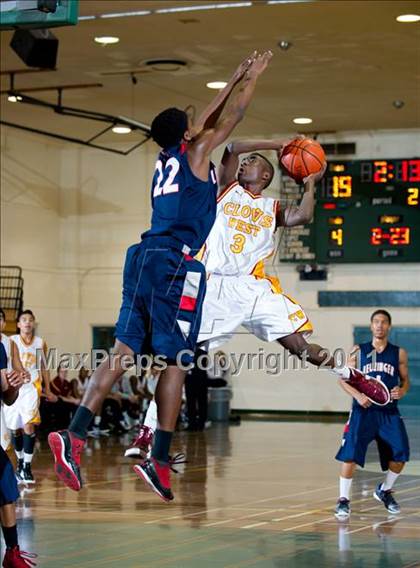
[280,158,420,263]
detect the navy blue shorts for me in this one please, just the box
[115,238,206,366]
[335,408,410,470]
[0,446,19,506]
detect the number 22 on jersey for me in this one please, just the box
[153,158,180,197]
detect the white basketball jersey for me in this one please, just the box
[1,334,13,372]
[201,182,280,287]
[11,334,44,384]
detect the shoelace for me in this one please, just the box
[16,549,38,567]
[168,453,187,473]
[132,427,151,445]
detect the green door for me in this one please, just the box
[92,326,115,351]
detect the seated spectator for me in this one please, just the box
[118,374,143,428]
[99,381,131,435]
[72,366,90,398]
[45,365,80,430]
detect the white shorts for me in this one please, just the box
[198,274,313,350]
[0,404,11,450]
[2,382,41,431]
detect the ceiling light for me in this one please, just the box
[8,95,23,102]
[293,117,312,124]
[207,81,227,89]
[78,15,96,21]
[156,2,252,14]
[94,36,120,45]
[100,10,151,19]
[267,0,313,4]
[112,125,131,134]
[396,14,420,22]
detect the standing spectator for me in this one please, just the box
[3,310,56,484]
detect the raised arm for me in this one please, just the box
[277,162,327,228]
[188,51,273,180]
[218,138,290,191]
[192,52,256,135]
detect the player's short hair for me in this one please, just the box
[150,107,188,149]
[18,309,35,321]
[370,309,392,325]
[253,153,275,188]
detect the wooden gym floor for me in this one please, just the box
[13,418,420,567]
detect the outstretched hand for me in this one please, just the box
[231,51,257,84]
[246,50,273,79]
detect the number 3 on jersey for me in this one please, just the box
[230,233,246,254]
[153,158,180,197]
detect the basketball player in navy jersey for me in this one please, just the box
[48,51,273,500]
[1,343,37,567]
[335,310,410,518]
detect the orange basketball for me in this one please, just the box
[280,138,326,183]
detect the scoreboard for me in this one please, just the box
[279,158,420,263]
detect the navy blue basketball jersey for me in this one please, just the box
[355,341,400,411]
[142,143,218,253]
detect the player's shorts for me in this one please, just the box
[0,445,19,506]
[115,237,206,366]
[2,381,41,431]
[197,274,313,350]
[335,407,410,470]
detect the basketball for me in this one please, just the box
[280,137,326,183]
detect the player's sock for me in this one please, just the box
[144,399,157,431]
[2,525,18,549]
[151,429,172,464]
[339,476,352,500]
[23,433,36,463]
[69,405,95,440]
[381,470,400,491]
[333,366,351,379]
[12,433,24,461]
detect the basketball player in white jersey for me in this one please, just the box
[0,309,29,452]
[2,310,56,484]
[198,139,389,384]
[125,139,388,458]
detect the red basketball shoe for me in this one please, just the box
[133,457,174,502]
[48,430,85,491]
[124,425,154,459]
[2,546,37,567]
[346,368,390,406]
